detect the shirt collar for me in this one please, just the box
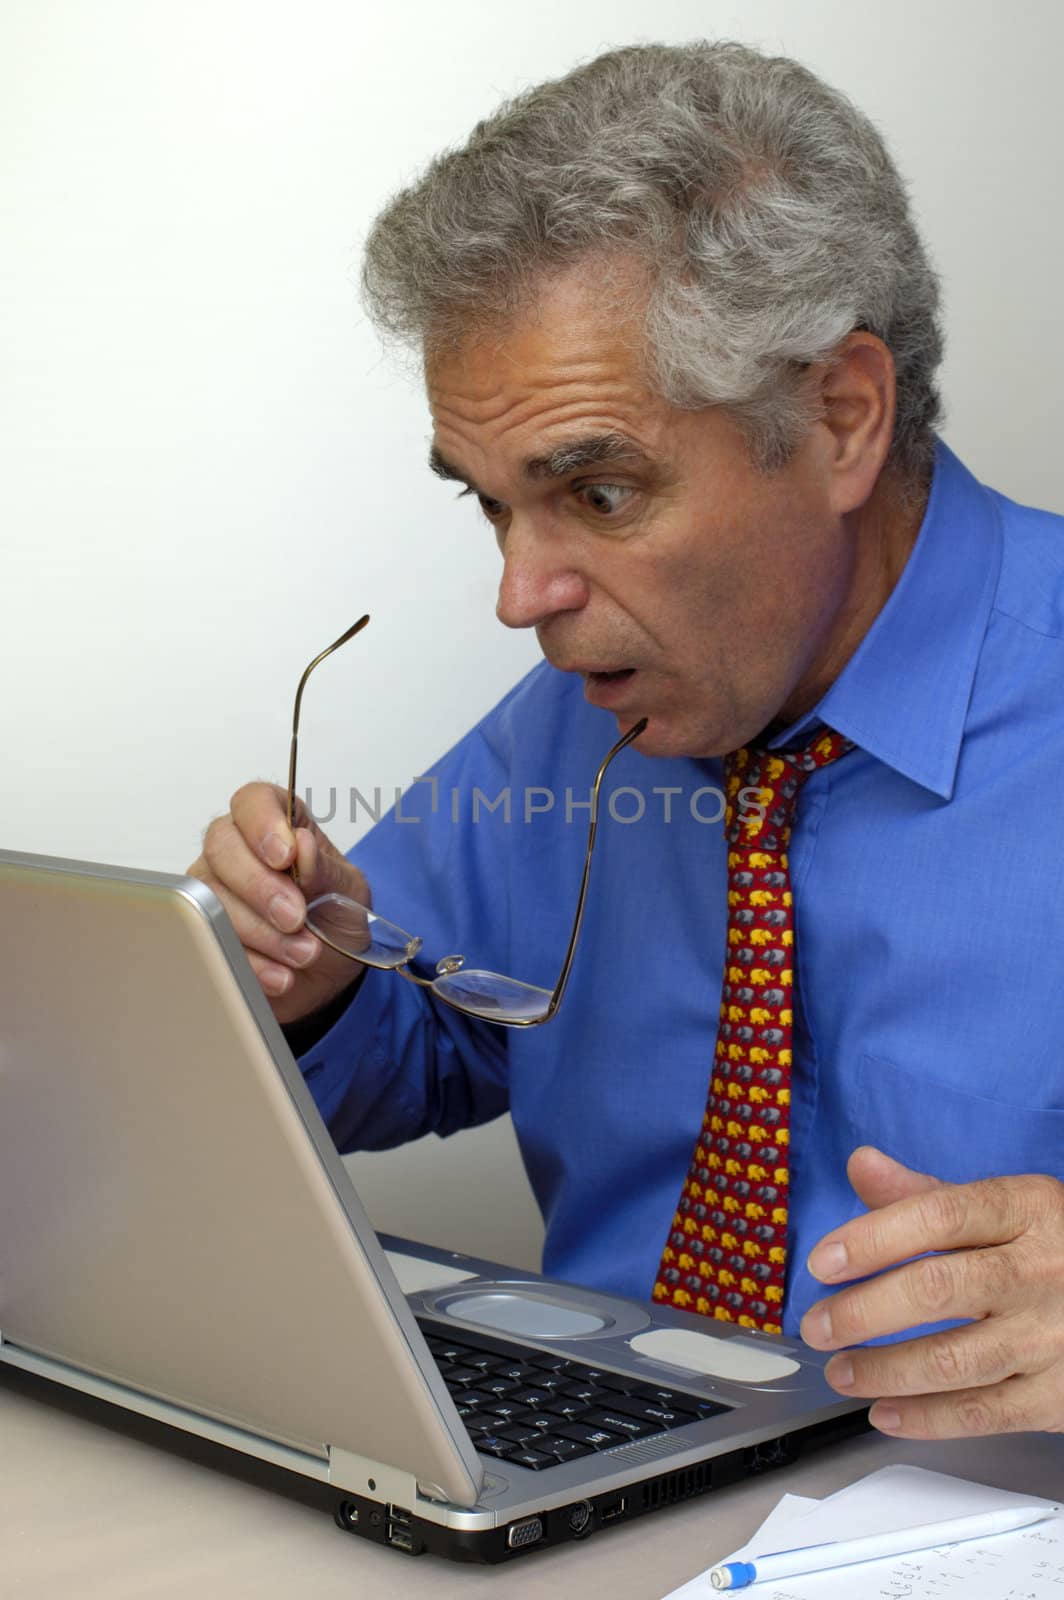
[765,439,1003,801]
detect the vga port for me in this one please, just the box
[507,1515,544,1550]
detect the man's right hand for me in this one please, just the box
[188,783,371,1025]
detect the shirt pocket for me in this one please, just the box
[850,1053,1064,1186]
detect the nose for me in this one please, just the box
[495,523,589,630]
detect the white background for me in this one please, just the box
[3,0,1062,1265]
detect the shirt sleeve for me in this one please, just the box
[292,677,534,1154]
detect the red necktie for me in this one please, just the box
[652,729,853,1334]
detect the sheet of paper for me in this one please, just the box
[662,1495,821,1598]
[748,1464,1055,1546]
[661,1466,1063,1600]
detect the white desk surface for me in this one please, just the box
[3,1363,1062,1600]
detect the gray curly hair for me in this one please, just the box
[362,40,943,476]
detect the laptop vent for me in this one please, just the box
[636,1435,802,1512]
[639,1460,718,1511]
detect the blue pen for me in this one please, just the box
[709,1502,1055,1589]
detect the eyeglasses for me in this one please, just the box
[286,616,645,1026]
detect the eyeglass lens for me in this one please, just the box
[305,892,554,1024]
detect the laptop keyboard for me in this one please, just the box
[418,1318,730,1472]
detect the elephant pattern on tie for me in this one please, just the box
[652,729,853,1334]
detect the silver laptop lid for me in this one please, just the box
[0,850,482,1506]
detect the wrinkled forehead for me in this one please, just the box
[423,259,665,471]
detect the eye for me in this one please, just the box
[577,483,634,516]
[475,492,507,521]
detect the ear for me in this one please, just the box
[812,332,897,517]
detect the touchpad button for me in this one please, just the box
[444,1292,608,1338]
[630,1328,801,1382]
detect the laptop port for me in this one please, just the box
[507,1516,545,1550]
[600,1495,628,1523]
[386,1506,416,1553]
[567,1500,593,1536]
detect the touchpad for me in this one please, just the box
[444,1292,608,1339]
[630,1328,801,1382]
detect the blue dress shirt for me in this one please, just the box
[298,440,1064,1338]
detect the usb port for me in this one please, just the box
[600,1496,627,1523]
[387,1505,416,1552]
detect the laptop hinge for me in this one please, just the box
[0,1334,332,1483]
[328,1445,449,1505]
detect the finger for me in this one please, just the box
[247,947,296,1000]
[847,1146,942,1210]
[864,1370,1059,1439]
[201,875,322,972]
[823,1310,1049,1399]
[201,813,308,934]
[807,1175,1036,1287]
[802,1241,1028,1349]
[229,781,299,872]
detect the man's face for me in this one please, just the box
[427,271,868,759]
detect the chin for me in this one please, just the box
[613,712,722,762]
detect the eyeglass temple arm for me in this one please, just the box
[286,615,371,875]
[539,715,648,1023]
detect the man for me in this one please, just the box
[190,41,1064,1440]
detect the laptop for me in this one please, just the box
[0,848,868,1563]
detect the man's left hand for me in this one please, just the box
[799,1146,1064,1437]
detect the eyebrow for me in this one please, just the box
[429,431,654,494]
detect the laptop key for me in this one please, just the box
[463,1352,501,1373]
[544,1396,590,1421]
[484,1400,533,1423]
[508,1386,553,1408]
[502,1446,557,1471]
[570,1367,618,1387]
[583,1408,661,1441]
[448,1387,493,1408]
[443,1365,485,1388]
[527,1351,569,1371]
[478,1375,519,1398]
[495,1424,544,1445]
[490,1361,542,1384]
[541,1437,595,1462]
[556,1422,624,1450]
[560,1381,602,1404]
[591,1370,637,1393]
[428,1341,475,1364]
[522,1369,571,1393]
[605,1394,699,1429]
[476,1435,514,1458]
[630,1383,688,1407]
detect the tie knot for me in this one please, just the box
[724,728,853,851]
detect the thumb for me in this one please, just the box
[847,1145,943,1212]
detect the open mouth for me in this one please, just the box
[583,667,638,707]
